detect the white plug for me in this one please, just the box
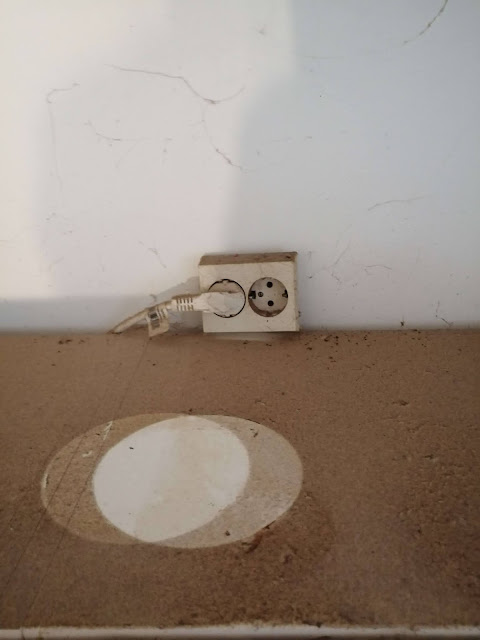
[112,291,244,337]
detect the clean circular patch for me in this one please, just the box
[93,417,249,543]
[41,413,303,548]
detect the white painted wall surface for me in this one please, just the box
[1,0,479,331]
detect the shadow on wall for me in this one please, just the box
[225,0,479,330]
[225,2,391,329]
[2,278,202,334]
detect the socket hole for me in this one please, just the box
[248,278,288,318]
[208,279,246,318]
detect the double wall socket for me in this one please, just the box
[198,252,299,333]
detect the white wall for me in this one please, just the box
[1,0,479,332]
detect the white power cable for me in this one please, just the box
[112,291,244,337]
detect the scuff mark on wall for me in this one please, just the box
[46,257,65,273]
[102,421,113,441]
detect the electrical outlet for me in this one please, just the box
[198,252,299,333]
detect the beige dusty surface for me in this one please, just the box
[0,330,479,629]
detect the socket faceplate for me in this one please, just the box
[198,252,299,333]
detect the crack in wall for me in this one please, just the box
[368,196,426,212]
[403,0,449,45]
[109,64,243,105]
[363,264,393,276]
[435,300,453,327]
[139,241,166,269]
[109,64,245,170]
[85,120,135,144]
[318,243,352,286]
[46,83,80,201]
[46,83,81,105]
[200,114,245,170]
